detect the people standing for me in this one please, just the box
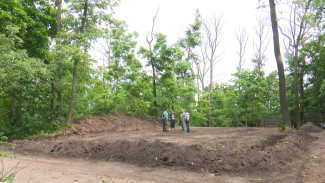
[162,109,168,132]
[184,109,190,134]
[180,109,186,131]
[170,110,175,130]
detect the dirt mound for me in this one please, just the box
[12,129,318,176]
[299,122,322,133]
[56,114,160,136]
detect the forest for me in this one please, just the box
[0,0,324,138]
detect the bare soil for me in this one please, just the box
[2,115,325,183]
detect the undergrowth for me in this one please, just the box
[0,132,17,183]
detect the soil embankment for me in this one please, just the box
[5,116,325,182]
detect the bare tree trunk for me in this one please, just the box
[208,60,213,127]
[146,8,159,119]
[269,0,291,126]
[253,18,269,74]
[198,42,209,93]
[202,15,223,127]
[236,27,248,69]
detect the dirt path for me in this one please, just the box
[3,155,251,183]
[2,121,325,183]
[296,132,325,183]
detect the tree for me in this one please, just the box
[139,32,180,117]
[279,0,312,128]
[303,34,325,120]
[141,8,159,118]
[179,10,202,101]
[252,18,270,73]
[65,0,118,126]
[104,19,139,114]
[54,0,62,121]
[233,69,273,127]
[235,27,249,69]
[201,14,223,127]
[268,0,291,127]
[0,0,56,132]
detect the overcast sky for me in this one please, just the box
[107,0,278,83]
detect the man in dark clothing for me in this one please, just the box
[184,109,190,134]
[180,109,186,131]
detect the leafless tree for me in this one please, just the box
[201,14,223,127]
[196,35,210,92]
[146,7,159,118]
[253,18,270,73]
[235,27,249,69]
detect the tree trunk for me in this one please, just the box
[56,0,61,44]
[197,67,200,101]
[293,0,311,128]
[245,106,248,127]
[269,0,291,127]
[201,78,205,92]
[51,82,55,121]
[55,87,62,119]
[114,80,119,114]
[294,46,301,128]
[300,72,305,126]
[152,64,158,118]
[54,0,62,120]
[66,0,88,126]
[66,59,78,126]
[208,60,213,127]
[9,89,18,125]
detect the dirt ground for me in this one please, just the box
[2,114,325,183]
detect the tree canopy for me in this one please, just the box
[0,0,325,137]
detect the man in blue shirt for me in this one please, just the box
[162,109,168,132]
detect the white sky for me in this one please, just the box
[100,0,280,84]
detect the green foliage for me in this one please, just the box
[0,1,324,138]
[213,144,225,148]
[303,34,325,115]
[0,133,16,183]
[0,0,56,60]
[196,69,280,127]
[231,68,280,126]
[258,137,267,141]
[280,124,296,132]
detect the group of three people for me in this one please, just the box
[162,109,190,134]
